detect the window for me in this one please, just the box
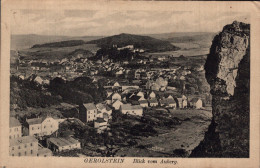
[44,155,47,157]
[17,134,19,138]
[51,125,52,128]
[25,151,27,155]
[31,150,33,154]
[30,143,33,146]
[24,144,27,148]
[18,152,21,156]
[38,127,40,129]
[12,147,14,150]
[18,146,20,149]
[44,126,46,128]
[9,136,11,139]
[32,127,34,130]
[12,154,14,156]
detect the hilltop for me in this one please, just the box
[86,33,180,52]
[32,40,86,48]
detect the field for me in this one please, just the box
[115,108,212,157]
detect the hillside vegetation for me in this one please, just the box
[32,40,85,48]
[87,33,180,52]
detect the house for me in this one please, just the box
[120,104,143,116]
[151,83,160,91]
[37,146,53,157]
[96,103,112,118]
[26,116,59,137]
[9,136,38,156]
[47,137,81,152]
[190,98,203,109]
[183,99,188,108]
[121,85,139,91]
[115,70,124,77]
[112,82,120,88]
[111,92,122,102]
[9,117,22,139]
[167,95,174,99]
[94,118,108,134]
[79,103,97,122]
[136,91,145,99]
[148,98,158,107]
[177,98,183,108]
[106,89,113,98]
[149,91,156,99]
[112,100,123,110]
[138,99,149,108]
[167,98,177,108]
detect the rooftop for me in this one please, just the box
[95,117,107,123]
[121,104,143,110]
[48,137,79,147]
[10,117,21,127]
[10,136,38,146]
[27,117,43,125]
[38,146,52,155]
[83,103,97,110]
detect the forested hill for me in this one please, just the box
[86,33,180,52]
[31,40,85,48]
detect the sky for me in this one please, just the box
[11,9,250,36]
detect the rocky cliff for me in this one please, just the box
[190,21,250,157]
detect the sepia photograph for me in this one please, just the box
[1,1,259,168]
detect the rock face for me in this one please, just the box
[190,21,250,157]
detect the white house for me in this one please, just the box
[138,99,149,108]
[111,92,122,102]
[26,116,59,137]
[120,104,143,116]
[149,91,156,99]
[112,100,123,110]
[148,98,158,107]
[190,98,203,109]
[94,118,108,134]
[136,91,145,99]
[9,117,22,139]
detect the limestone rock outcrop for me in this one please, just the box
[190,21,250,157]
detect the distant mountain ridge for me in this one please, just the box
[86,33,180,52]
[31,40,85,48]
[11,34,103,50]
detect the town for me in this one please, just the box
[10,35,213,157]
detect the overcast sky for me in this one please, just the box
[11,10,250,36]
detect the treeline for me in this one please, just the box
[32,40,85,48]
[10,76,61,110]
[49,77,107,105]
[94,48,137,62]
